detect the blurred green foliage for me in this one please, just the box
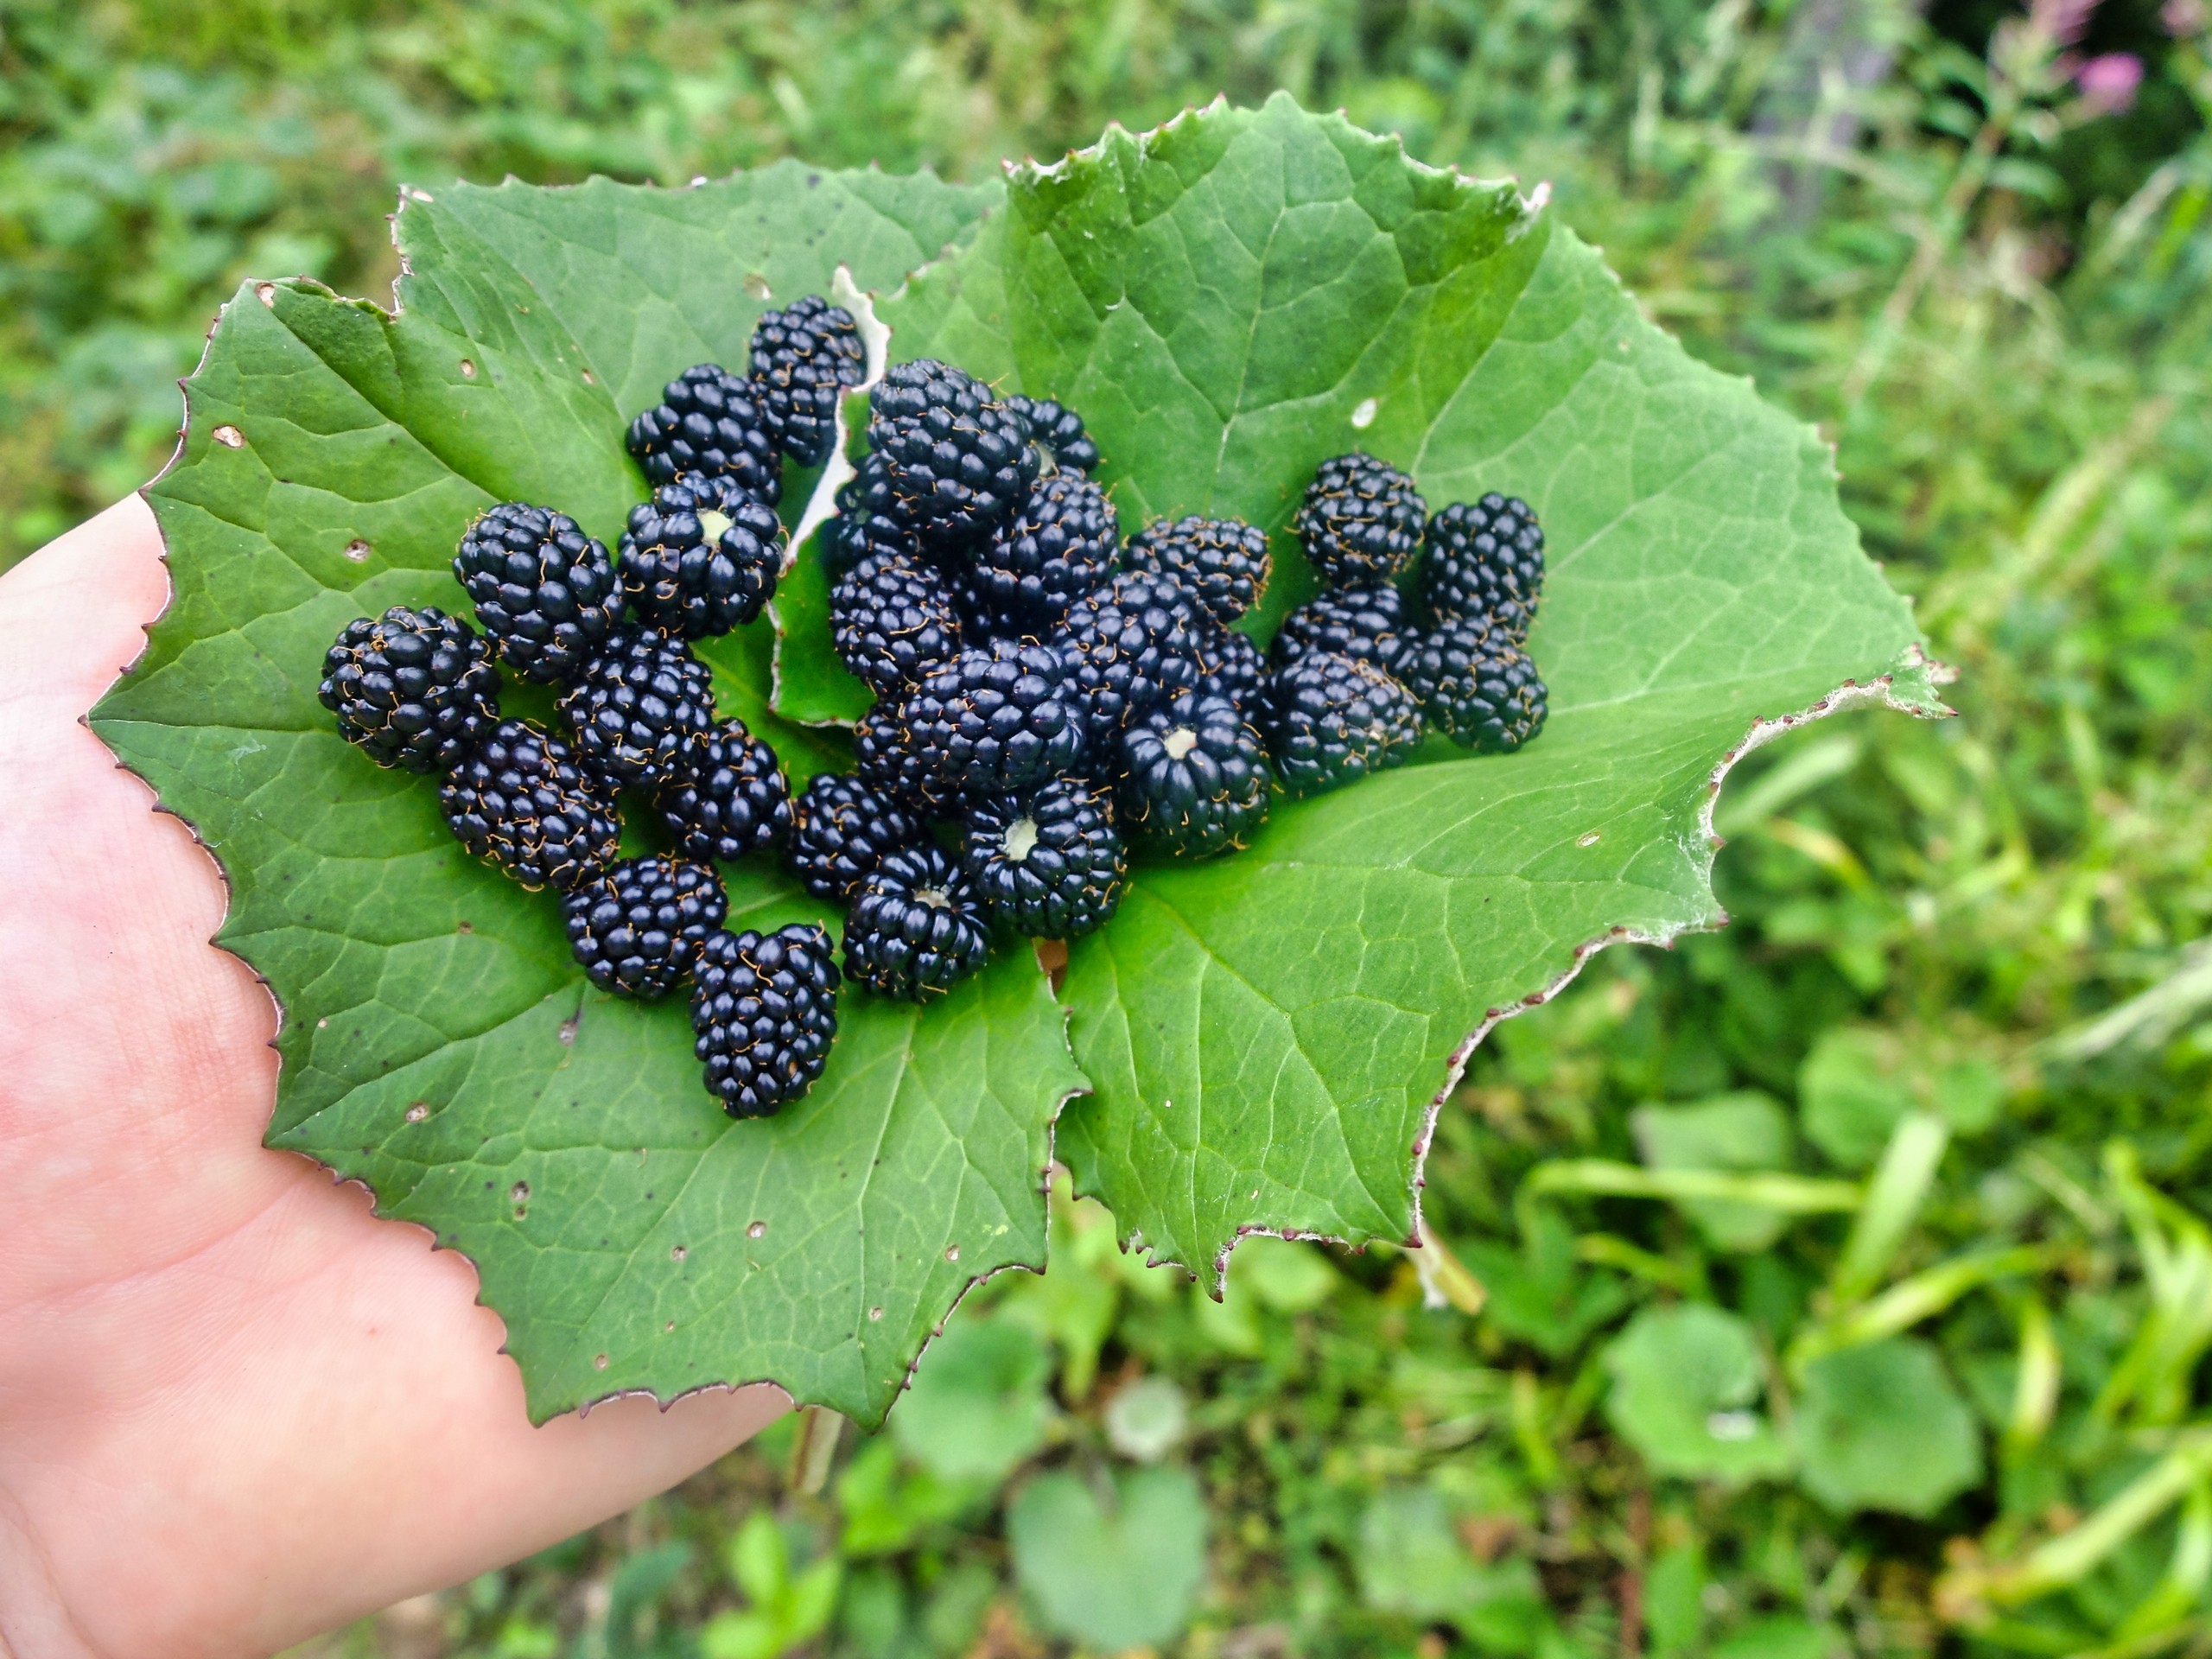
[13,0,2212,1653]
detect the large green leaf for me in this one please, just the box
[92,97,1938,1426]
[878,94,1942,1278]
[90,165,1092,1427]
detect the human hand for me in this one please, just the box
[0,497,787,1659]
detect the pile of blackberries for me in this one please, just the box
[317,295,1548,1120]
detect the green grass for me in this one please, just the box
[10,1,2212,1654]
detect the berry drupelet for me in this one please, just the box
[830,549,963,697]
[1117,690,1272,860]
[626,364,783,503]
[563,855,727,999]
[967,474,1119,630]
[452,503,626,684]
[785,772,929,902]
[868,359,1037,550]
[1268,582,1409,673]
[1057,569,1207,745]
[556,626,715,788]
[1263,650,1425,798]
[749,296,866,467]
[1126,516,1270,627]
[321,605,500,774]
[842,843,993,1001]
[1294,453,1427,586]
[851,700,943,812]
[905,639,1087,798]
[1195,625,1267,711]
[1421,493,1545,641]
[656,719,791,864]
[1395,620,1549,753]
[691,924,842,1117]
[1005,394,1100,476]
[620,476,784,638]
[961,777,1128,938]
[439,718,620,891]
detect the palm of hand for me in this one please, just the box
[0,500,783,1659]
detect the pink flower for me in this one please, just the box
[2163,0,2205,36]
[2075,52,2145,114]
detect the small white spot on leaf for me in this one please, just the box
[747,1220,767,1239]
[343,539,371,563]
[944,1244,960,1262]
[1578,830,1601,848]
[1351,397,1378,429]
[671,1243,688,1261]
[868,1306,884,1320]
[405,1103,429,1123]
[256,283,276,307]
[213,425,244,448]
[459,359,476,379]
[744,272,772,301]
[594,1352,608,1370]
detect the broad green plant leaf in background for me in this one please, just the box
[1793,1338,1983,1516]
[875,93,1943,1282]
[1603,1304,1794,1484]
[1007,1465,1209,1651]
[92,95,1940,1425]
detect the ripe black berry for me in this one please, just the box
[691,924,841,1118]
[1057,570,1206,744]
[321,605,499,774]
[961,778,1128,938]
[1117,690,1272,860]
[1126,516,1270,626]
[657,719,790,863]
[868,359,1037,549]
[830,549,963,696]
[1268,582,1408,673]
[563,855,727,999]
[785,772,929,902]
[556,627,715,787]
[967,474,1119,629]
[852,700,941,812]
[620,476,784,638]
[1195,625,1267,710]
[439,718,620,891]
[843,843,993,1001]
[1005,394,1100,476]
[626,364,782,502]
[749,296,865,467]
[1421,494,1544,641]
[1294,453,1426,585]
[1262,650,1424,798]
[905,639,1086,797]
[822,451,915,580]
[453,503,626,683]
[1395,620,1549,753]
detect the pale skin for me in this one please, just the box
[0,496,787,1659]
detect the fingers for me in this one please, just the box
[0,497,788,1659]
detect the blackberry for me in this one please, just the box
[563,855,727,999]
[961,778,1128,939]
[320,605,499,774]
[1057,570,1207,744]
[626,364,783,503]
[439,718,620,891]
[1294,453,1426,586]
[785,772,928,902]
[1195,624,1266,710]
[556,626,715,787]
[657,719,791,864]
[1262,650,1425,798]
[452,503,626,684]
[1268,582,1408,673]
[868,359,1037,549]
[822,451,915,580]
[905,639,1086,797]
[852,700,941,812]
[967,474,1119,628]
[1395,621,1548,753]
[830,549,963,696]
[1421,494,1544,641]
[691,924,841,1118]
[1117,690,1272,860]
[749,296,865,467]
[842,843,993,1001]
[1126,516,1270,627]
[619,476,784,638]
[1005,394,1100,476]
